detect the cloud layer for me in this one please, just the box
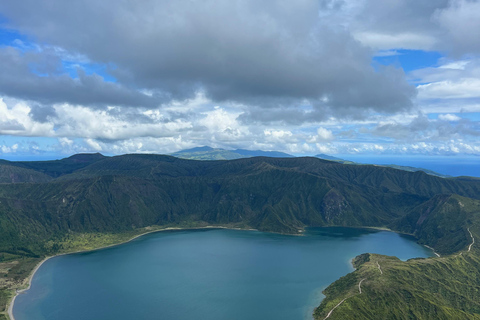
[0,0,416,120]
[0,0,479,157]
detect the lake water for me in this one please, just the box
[13,228,433,320]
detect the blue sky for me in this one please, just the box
[373,50,443,74]
[0,0,479,164]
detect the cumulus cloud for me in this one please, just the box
[307,127,335,143]
[435,0,480,55]
[413,57,480,115]
[0,1,479,158]
[418,78,480,99]
[438,113,461,121]
[319,0,480,57]
[0,98,53,136]
[0,47,159,108]
[0,143,18,154]
[355,32,437,51]
[371,114,480,142]
[344,0,448,50]
[0,0,415,121]
[316,127,334,141]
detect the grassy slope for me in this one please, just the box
[314,198,480,320]
[314,250,480,319]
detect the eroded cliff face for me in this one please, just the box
[322,188,349,223]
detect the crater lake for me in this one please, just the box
[13,227,434,320]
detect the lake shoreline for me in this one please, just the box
[6,224,433,320]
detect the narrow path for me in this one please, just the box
[468,228,475,252]
[376,261,383,275]
[358,278,366,294]
[323,277,366,319]
[323,298,346,320]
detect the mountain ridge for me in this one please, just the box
[170,146,294,160]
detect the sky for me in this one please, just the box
[0,0,479,160]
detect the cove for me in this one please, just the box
[13,227,434,320]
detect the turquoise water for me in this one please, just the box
[13,228,433,320]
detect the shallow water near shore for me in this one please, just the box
[13,227,433,320]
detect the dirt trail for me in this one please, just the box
[376,261,383,275]
[468,228,475,252]
[322,257,385,319]
[358,278,366,294]
[323,298,347,319]
[323,277,367,320]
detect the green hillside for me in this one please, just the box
[0,164,52,184]
[314,249,480,319]
[0,153,106,179]
[314,196,480,319]
[0,154,480,319]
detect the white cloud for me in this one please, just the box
[435,0,480,55]
[0,98,54,136]
[84,139,102,151]
[264,129,293,139]
[438,113,461,121]
[411,57,480,114]
[316,127,334,141]
[199,107,242,133]
[439,60,470,70]
[417,78,480,99]
[354,32,437,51]
[315,143,336,155]
[59,137,73,147]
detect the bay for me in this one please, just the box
[13,227,434,320]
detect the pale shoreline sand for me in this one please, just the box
[424,245,441,257]
[6,225,257,320]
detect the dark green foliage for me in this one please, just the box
[0,164,52,184]
[0,154,480,257]
[393,195,480,255]
[0,288,8,313]
[0,153,106,179]
[352,253,371,269]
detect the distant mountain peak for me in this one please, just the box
[177,146,219,153]
[170,146,293,160]
[67,153,107,162]
[233,149,294,158]
[315,154,348,162]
